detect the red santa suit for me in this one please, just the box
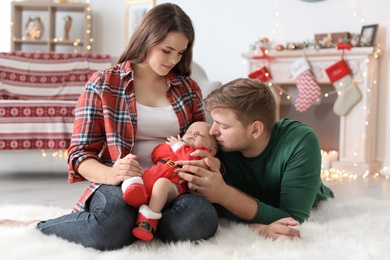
[142,142,213,197]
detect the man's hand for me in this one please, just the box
[177,156,228,203]
[250,217,301,240]
[176,149,221,170]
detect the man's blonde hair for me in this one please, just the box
[204,78,276,133]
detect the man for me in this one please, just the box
[177,78,334,239]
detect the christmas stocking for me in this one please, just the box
[325,59,361,116]
[248,66,272,83]
[290,57,321,113]
[248,66,281,106]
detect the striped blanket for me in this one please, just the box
[0,51,111,150]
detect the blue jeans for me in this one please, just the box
[37,184,218,251]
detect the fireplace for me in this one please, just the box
[279,84,339,151]
[242,47,380,175]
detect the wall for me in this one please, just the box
[1,0,389,172]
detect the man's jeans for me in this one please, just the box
[37,184,219,250]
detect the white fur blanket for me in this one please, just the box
[1,197,390,259]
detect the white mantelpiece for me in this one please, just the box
[242,47,380,175]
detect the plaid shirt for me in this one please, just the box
[67,60,205,212]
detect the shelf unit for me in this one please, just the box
[11,1,92,52]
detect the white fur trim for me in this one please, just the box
[171,141,185,152]
[290,57,310,79]
[139,205,162,219]
[121,176,144,192]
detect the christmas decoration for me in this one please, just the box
[252,47,274,62]
[337,42,352,50]
[248,66,272,83]
[315,32,352,48]
[325,59,362,116]
[276,44,284,51]
[290,57,321,112]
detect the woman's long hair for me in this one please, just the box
[117,3,195,76]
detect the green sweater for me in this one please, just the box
[218,118,334,224]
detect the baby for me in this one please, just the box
[121,121,218,241]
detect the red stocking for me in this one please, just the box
[290,57,321,113]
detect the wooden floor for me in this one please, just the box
[0,171,389,210]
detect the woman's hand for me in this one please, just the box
[78,154,142,185]
[109,153,142,185]
[250,217,301,240]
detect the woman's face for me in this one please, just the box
[144,32,189,76]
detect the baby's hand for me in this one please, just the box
[166,134,181,146]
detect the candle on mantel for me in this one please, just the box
[321,150,339,170]
[321,150,330,170]
[328,150,339,167]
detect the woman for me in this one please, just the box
[2,3,218,251]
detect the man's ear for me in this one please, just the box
[251,120,264,139]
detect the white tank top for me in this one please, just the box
[133,102,180,169]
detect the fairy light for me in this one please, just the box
[272,7,280,36]
[64,2,93,53]
[85,3,93,53]
[40,149,68,160]
[350,0,365,24]
[321,167,389,182]
[243,2,384,181]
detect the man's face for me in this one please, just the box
[209,107,252,153]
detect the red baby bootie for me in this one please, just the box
[132,205,162,241]
[122,177,149,208]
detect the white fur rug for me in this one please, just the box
[1,197,390,259]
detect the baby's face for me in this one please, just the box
[182,122,215,149]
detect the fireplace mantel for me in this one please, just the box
[242,47,380,175]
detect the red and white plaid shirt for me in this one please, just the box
[67,60,205,212]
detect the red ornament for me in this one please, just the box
[261,37,270,43]
[276,44,284,51]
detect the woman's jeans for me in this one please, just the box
[36,185,219,251]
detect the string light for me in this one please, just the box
[73,2,93,53]
[271,0,280,36]
[247,47,381,179]
[253,47,380,111]
[321,167,389,182]
[244,2,383,179]
[10,2,93,53]
[40,149,68,160]
[350,0,365,24]
[85,3,93,53]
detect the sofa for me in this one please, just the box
[191,61,222,123]
[0,51,221,173]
